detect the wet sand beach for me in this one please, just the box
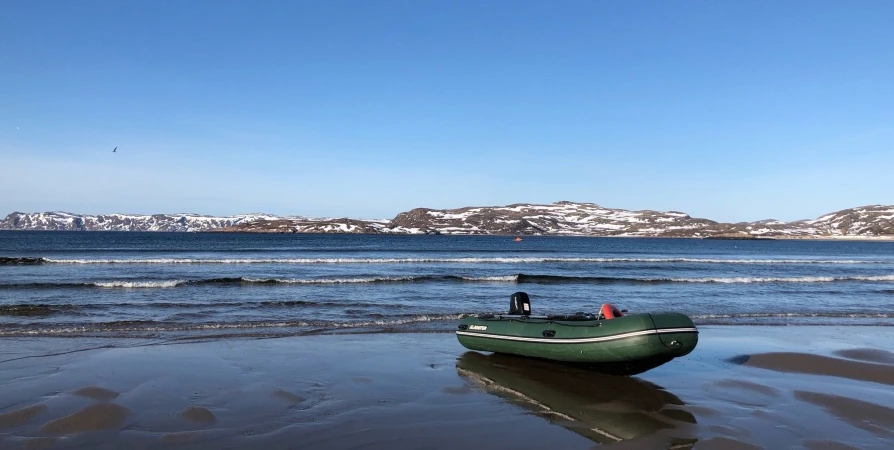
[1,327,893,449]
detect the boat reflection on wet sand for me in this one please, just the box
[456,352,698,448]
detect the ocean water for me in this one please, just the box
[1,231,893,339]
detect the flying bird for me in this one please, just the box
[112,147,117,153]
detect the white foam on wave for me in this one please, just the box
[17,276,514,289]
[252,275,521,284]
[44,257,893,265]
[459,275,520,282]
[244,276,422,284]
[93,280,186,288]
[62,273,894,288]
[670,274,894,284]
[0,313,473,336]
[691,312,892,318]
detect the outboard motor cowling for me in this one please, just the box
[509,291,531,316]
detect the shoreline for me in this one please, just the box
[1,326,893,449]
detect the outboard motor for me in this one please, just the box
[509,291,531,316]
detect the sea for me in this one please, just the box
[1,231,893,340]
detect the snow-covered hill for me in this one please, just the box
[4,202,893,238]
[383,201,894,237]
[0,212,290,232]
[805,205,894,236]
[383,201,894,238]
[215,218,392,234]
[386,201,716,236]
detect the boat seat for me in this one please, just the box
[600,303,624,320]
[509,291,531,316]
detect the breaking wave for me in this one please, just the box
[0,257,46,265]
[666,275,894,284]
[690,312,892,319]
[515,274,894,284]
[38,257,894,265]
[0,275,525,289]
[0,280,191,289]
[0,304,85,317]
[94,280,184,288]
[0,300,412,317]
[0,313,472,336]
[3,273,894,289]
[2,311,891,336]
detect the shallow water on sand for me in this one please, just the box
[0,327,892,449]
[2,232,893,339]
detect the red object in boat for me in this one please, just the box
[600,303,624,319]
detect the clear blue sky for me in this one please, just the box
[2,0,892,222]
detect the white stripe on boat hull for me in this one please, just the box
[455,327,698,344]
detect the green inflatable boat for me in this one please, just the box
[456,292,698,375]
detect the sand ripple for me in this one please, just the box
[694,436,763,449]
[41,403,130,434]
[802,439,861,450]
[161,430,204,444]
[0,404,47,429]
[272,389,304,405]
[22,437,56,450]
[180,406,216,424]
[72,386,120,401]
[739,352,894,386]
[833,348,894,365]
[795,391,894,438]
[713,379,780,397]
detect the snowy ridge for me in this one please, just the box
[215,217,391,234]
[803,205,894,236]
[385,201,716,236]
[0,211,295,232]
[382,201,894,238]
[3,202,893,237]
